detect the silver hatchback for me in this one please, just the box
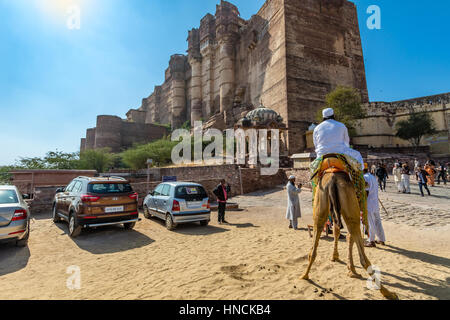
[0,185,30,247]
[143,182,210,230]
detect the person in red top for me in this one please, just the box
[213,179,231,224]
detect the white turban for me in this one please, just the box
[323,108,334,118]
[288,175,296,180]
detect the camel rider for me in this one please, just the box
[313,108,364,171]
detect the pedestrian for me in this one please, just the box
[437,163,447,185]
[418,168,431,197]
[414,159,421,181]
[425,161,436,187]
[375,163,388,192]
[363,164,386,247]
[213,179,231,225]
[371,164,377,175]
[392,163,403,193]
[401,163,411,194]
[286,175,302,230]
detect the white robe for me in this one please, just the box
[286,182,302,220]
[313,119,364,170]
[364,173,386,242]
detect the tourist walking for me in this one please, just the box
[286,175,302,230]
[392,163,403,193]
[375,163,388,192]
[425,161,436,187]
[437,163,447,185]
[418,168,431,197]
[414,159,421,181]
[213,179,231,224]
[401,163,411,194]
[364,164,386,247]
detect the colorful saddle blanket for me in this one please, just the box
[310,154,368,230]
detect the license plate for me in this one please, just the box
[187,201,202,208]
[105,206,124,213]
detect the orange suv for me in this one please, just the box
[52,176,140,238]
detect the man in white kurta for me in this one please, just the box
[313,108,364,171]
[286,176,302,230]
[392,163,403,193]
[364,167,386,247]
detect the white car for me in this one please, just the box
[143,182,211,230]
[0,185,30,247]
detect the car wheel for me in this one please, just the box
[200,220,209,227]
[143,205,152,219]
[16,225,30,247]
[165,214,176,231]
[124,222,136,230]
[52,204,61,223]
[68,213,82,238]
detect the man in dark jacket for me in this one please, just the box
[418,168,431,197]
[375,164,389,192]
[437,163,447,185]
[213,179,231,224]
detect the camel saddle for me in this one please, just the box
[318,154,349,176]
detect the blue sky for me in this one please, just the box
[0,0,449,165]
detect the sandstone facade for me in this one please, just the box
[82,0,368,154]
[354,92,450,155]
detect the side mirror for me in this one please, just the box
[148,191,154,196]
[56,187,65,194]
[22,194,31,200]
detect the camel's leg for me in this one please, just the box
[331,222,340,262]
[301,195,328,280]
[349,223,399,300]
[301,224,323,280]
[346,233,361,278]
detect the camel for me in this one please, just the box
[301,170,399,300]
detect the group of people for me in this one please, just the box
[369,159,448,197]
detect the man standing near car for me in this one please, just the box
[214,179,231,225]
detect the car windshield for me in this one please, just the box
[0,190,19,204]
[175,186,207,198]
[88,183,133,194]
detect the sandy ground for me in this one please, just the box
[0,180,449,300]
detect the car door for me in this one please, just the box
[59,181,76,216]
[152,184,164,218]
[68,181,82,212]
[159,184,172,215]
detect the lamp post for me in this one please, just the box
[146,159,153,192]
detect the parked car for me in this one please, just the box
[0,185,30,247]
[52,176,140,238]
[143,182,210,230]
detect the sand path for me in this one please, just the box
[0,181,449,300]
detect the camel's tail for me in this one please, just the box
[328,174,343,228]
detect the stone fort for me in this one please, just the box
[80,0,449,157]
[81,0,368,154]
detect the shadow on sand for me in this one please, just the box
[55,223,154,255]
[377,244,450,299]
[149,217,229,236]
[0,244,30,276]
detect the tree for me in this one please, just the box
[77,148,116,173]
[0,166,13,184]
[121,139,179,170]
[317,86,366,136]
[395,113,437,147]
[16,150,79,169]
